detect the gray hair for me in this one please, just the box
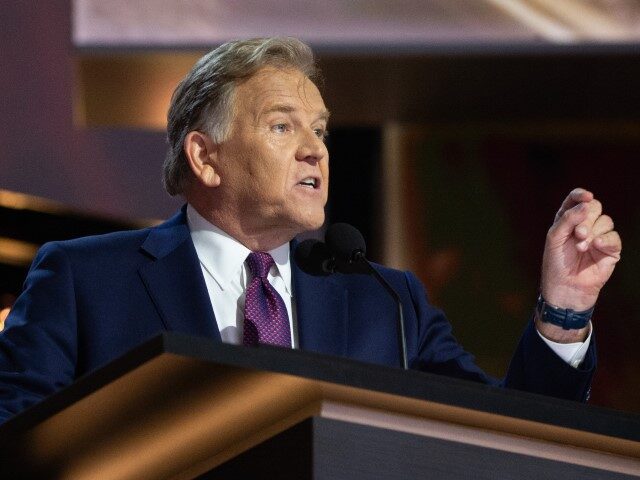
[163,37,321,196]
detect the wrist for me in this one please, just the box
[535,317,590,343]
[540,285,596,312]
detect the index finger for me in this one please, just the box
[554,188,594,223]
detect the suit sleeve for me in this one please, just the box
[0,242,78,423]
[504,319,595,401]
[403,270,500,386]
[403,270,595,401]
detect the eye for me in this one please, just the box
[314,128,329,141]
[272,123,288,133]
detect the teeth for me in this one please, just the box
[299,177,316,187]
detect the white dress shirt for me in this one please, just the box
[538,324,592,368]
[187,204,297,347]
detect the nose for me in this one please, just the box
[295,128,327,164]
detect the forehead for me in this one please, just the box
[233,66,327,116]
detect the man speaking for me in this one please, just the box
[0,37,622,423]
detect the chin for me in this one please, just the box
[293,210,325,234]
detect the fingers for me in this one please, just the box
[549,189,612,249]
[554,188,593,223]
[573,199,603,250]
[591,214,614,237]
[574,214,613,252]
[592,230,622,259]
[549,189,621,258]
[549,199,593,241]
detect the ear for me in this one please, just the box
[184,131,221,188]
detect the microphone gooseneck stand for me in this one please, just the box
[350,250,408,370]
[324,223,409,370]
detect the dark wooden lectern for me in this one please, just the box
[1,333,639,479]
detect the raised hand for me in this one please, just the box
[538,188,621,342]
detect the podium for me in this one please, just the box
[1,333,639,479]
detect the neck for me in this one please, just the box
[188,202,295,252]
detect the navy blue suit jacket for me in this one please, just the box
[0,209,595,423]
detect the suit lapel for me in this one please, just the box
[136,215,348,350]
[138,209,221,341]
[292,251,348,357]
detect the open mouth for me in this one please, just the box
[297,177,319,189]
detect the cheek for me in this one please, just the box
[321,157,330,183]
[228,140,263,180]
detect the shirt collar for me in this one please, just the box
[186,204,292,296]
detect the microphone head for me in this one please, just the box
[294,239,333,276]
[325,223,367,262]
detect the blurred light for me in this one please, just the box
[0,237,39,267]
[0,307,10,331]
[76,53,201,129]
[0,189,68,213]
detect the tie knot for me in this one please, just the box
[246,251,274,279]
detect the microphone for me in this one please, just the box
[294,238,333,276]
[295,224,409,370]
[293,232,367,275]
[325,222,366,263]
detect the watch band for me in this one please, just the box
[535,294,593,330]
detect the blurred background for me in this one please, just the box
[1,1,638,413]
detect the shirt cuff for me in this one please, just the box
[536,322,593,368]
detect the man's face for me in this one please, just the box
[215,66,329,240]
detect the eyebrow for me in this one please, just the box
[262,103,330,123]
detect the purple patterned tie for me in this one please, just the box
[243,252,291,347]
